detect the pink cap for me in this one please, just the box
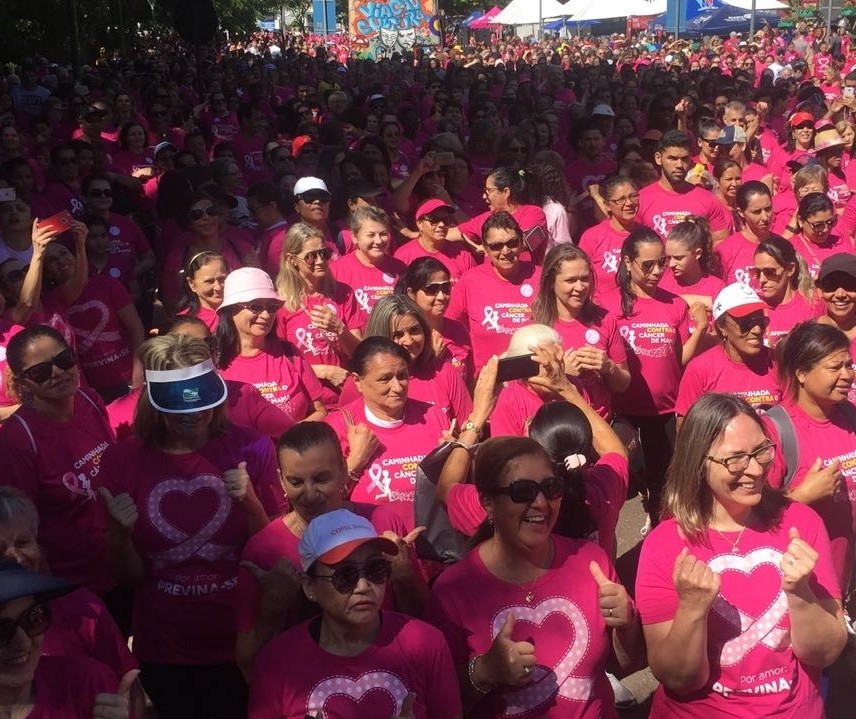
[218,267,283,312]
[415,198,454,219]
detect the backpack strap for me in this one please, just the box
[764,404,799,488]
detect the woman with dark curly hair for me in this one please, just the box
[528,161,575,246]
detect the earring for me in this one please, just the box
[487,516,495,526]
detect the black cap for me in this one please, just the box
[818,253,856,282]
[0,561,76,605]
[345,179,384,200]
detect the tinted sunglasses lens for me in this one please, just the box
[821,278,856,292]
[189,209,205,221]
[364,558,392,584]
[21,361,54,384]
[509,480,540,504]
[544,477,565,500]
[302,192,330,203]
[89,189,112,198]
[423,282,451,296]
[330,565,361,593]
[21,605,50,638]
[54,348,76,371]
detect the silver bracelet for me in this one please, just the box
[468,654,494,694]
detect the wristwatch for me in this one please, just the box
[461,419,483,439]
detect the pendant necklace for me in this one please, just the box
[712,525,747,553]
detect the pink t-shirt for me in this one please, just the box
[637,182,730,240]
[40,180,84,219]
[219,340,324,421]
[0,389,114,591]
[330,252,407,315]
[601,290,690,416]
[43,275,134,390]
[326,399,450,530]
[446,261,541,372]
[790,233,855,279]
[27,655,117,719]
[437,318,474,383]
[98,426,285,664]
[766,401,856,589]
[425,535,622,719]
[249,611,462,719]
[257,221,288,277]
[764,293,823,346]
[771,193,798,236]
[236,503,407,634]
[276,287,366,367]
[553,311,627,419]
[106,212,151,262]
[394,239,478,280]
[446,452,629,559]
[715,232,760,285]
[43,587,138,679]
[658,272,726,336]
[578,220,642,303]
[636,503,838,719]
[457,205,549,250]
[177,305,219,332]
[231,133,268,185]
[0,320,24,408]
[110,148,153,177]
[675,345,780,417]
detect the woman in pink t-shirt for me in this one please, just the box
[175,250,228,333]
[98,333,285,719]
[275,222,365,400]
[249,509,461,719]
[425,436,643,718]
[753,237,821,346]
[236,422,424,678]
[816,254,856,404]
[791,192,855,278]
[216,267,327,423]
[712,159,743,232]
[578,176,645,305]
[397,257,474,384]
[532,243,631,419]
[716,181,776,285]
[637,392,845,719]
[813,128,851,211]
[771,164,828,237]
[766,322,856,592]
[604,228,707,525]
[661,216,727,341]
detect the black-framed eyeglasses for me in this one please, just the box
[490,476,564,504]
[485,238,521,252]
[237,301,281,315]
[299,247,333,264]
[634,256,668,274]
[313,556,392,594]
[189,206,221,221]
[422,281,452,296]
[707,442,776,473]
[299,191,331,204]
[17,347,76,384]
[0,603,51,651]
[806,217,836,232]
[729,311,769,335]
[88,188,113,199]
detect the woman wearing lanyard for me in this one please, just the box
[446,211,540,373]
[753,236,821,346]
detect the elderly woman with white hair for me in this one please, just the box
[489,324,590,437]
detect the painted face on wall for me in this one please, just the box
[379,28,398,49]
[398,28,417,50]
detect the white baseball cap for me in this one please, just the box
[591,104,615,118]
[292,176,330,197]
[712,283,766,321]
[298,509,398,571]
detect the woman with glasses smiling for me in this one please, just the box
[425,433,642,718]
[603,227,707,527]
[216,267,327,423]
[394,198,476,280]
[637,392,845,718]
[792,193,853,279]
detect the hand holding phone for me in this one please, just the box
[38,211,73,236]
[496,354,540,383]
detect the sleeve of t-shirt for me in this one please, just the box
[446,483,486,536]
[445,272,468,323]
[456,214,483,242]
[439,362,473,424]
[705,194,730,233]
[675,299,691,345]
[604,316,627,365]
[293,349,326,405]
[635,524,685,625]
[586,452,630,519]
[244,433,288,518]
[241,384,296,438]
[675,358,705,417]
[340,287,367,332]
[77,588,139,677]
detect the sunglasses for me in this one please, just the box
[88,188,113,199]
[422,281,452,296]
[730,312,769,335]
[634,256,668,274]
[806,217,836,232]
[313,556,392,594]
[0,603,51,651]
[491,476,564,504]
[238,301,281,315]
[422,214,451,225]
[700,138,720,146]
[819,277,856,293]
[752,267,785,281]
[485,238,521,252]
[299,191,331,204]
[18,347,76,384]
[189,206,221,221]
[794,123,814,130]
[299,247,333,264]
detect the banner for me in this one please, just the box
[313,0,336,34]
[349,0,441,58]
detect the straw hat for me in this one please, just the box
[814,128,846,153]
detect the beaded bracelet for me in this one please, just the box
[468,654,494,694]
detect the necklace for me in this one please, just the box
[518,576,540,603]
[711,525,747,553]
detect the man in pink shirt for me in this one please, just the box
[637,130,730,244]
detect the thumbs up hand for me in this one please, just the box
[97,488,138,534]
[480,612,537,687]
[590,561,633,628]
[223,461,250,500]
[93,669,139,719]
[781,527,818,593]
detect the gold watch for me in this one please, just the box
[461,419,483,438]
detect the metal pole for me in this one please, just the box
[828,0,834,32]
[750,0,756,39]
[539,0,543,40]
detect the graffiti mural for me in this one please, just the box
[349,0,441,58]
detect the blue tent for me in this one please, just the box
[462,10,485,27]
[685,5,782,34]
[544,17,600,31]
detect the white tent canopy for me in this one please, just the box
[718,0,788,9]
[569,0,666,22]
[494,0,578,25]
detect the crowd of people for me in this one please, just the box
[2,18,856,719]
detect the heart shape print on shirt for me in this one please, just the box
[307,670,409,717]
